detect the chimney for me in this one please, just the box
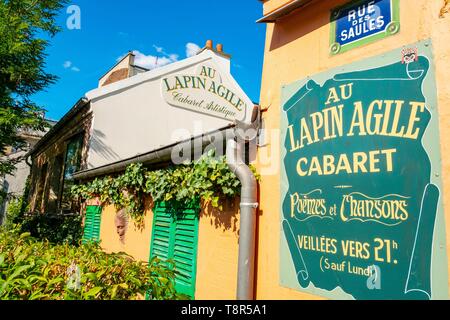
[198,39,231,60]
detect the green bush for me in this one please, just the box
[4,197,26,229]
[4,197,83,245]
[20,213,83,246]
[0,229,184,300]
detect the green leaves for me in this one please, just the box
[18,213,83,246]
[84,287,103,299]
[0,228,181,300]
[0,0,66,176]
[72,153,260,223]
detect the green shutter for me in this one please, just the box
[172,207,199,297]
[149,201,199,299]
[151,205,173,260]
[82,205,102,244]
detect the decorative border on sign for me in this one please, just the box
[329,0,400,55]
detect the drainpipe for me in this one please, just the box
[227,106,260,300]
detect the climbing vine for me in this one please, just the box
[71,151,260,226]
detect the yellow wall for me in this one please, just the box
[99,200,154,262]
[262,0,296,15]
[92,0,450,300]
[256,0,450,299]
[196,199,240,300]
[97,197,240,300]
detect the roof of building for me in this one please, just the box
[256,0,315,23]
[27,98,89,157]
[27,42,257,167]
[18,119,57,139]
[85,47,231,102]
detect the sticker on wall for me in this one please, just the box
[330,0,400,55]
[280,40,448,300]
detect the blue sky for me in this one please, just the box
[33,0,267,121]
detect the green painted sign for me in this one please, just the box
[280,40,448,300]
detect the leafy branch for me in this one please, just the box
[0,228,183,300]
[71,151,260,225]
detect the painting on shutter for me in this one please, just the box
[149,201,199,299]
[82,205,102,244]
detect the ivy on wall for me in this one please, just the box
[71,151,260,226]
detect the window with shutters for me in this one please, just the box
[149,201,199,299]
[82,205,102,244]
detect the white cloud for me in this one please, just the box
[131,50,178,70]
[118,43,197,71]
[153,45,164,53]
[152,45,179,62]
[168,53,179,61]
[63,61,80,72]
[186,42,201,57]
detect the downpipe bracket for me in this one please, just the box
[240,202,259,209]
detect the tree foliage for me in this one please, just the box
[0,0,66,175]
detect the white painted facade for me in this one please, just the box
[85,49,255,169]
